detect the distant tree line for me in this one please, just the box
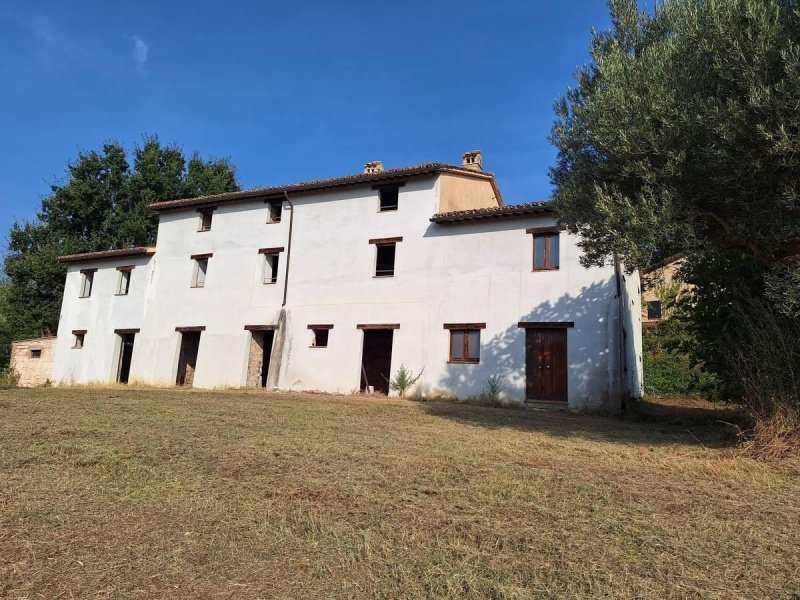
[0,136,239,368]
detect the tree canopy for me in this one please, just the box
[1,136,239,363]
[550,0,800,409]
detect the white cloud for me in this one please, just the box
[132,35,148,73]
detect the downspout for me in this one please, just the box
[282,190,294,307]
[614,255,628,413]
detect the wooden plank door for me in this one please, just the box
[525,328,568,402]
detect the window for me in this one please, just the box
[448,329,481,363]
[375,244,395,276]
[258,247,284,284]
[191,254,211,287]
[530,230,560,271]
[30,349,42,358]
[647,300,662,320]
[308,324,333,348]
[79,269,95,298]
[72,330,86,349]
[267,202,282,223]
[198,208,214,232]
[379,187,399,211]
[116,267,132,295]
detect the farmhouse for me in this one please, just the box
[46,151,642,409]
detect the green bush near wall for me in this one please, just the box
[643,322,715,397]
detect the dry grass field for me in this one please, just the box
[1,388,798,599]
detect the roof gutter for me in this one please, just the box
[282,191,294,307]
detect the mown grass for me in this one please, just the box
[0,388,798,599]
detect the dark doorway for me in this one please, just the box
[176,331,201,386]
[360,329,394,394]
[116,333,135,384]
[525,328,568,403]
[247,330,274,388]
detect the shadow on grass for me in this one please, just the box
[417,397,741,448]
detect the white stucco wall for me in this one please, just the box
[51,173,640,410]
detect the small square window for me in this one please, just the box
[449,330,480,363]
[198,209,213,231]
[192,257,208,287]
[30,349,42,358]
[79,270,94,298]
[533,233,560,271]
[117,270,131,295]
[268,202,282,223]
[379,188,399,211]
[263,253,279,284]
[73,332,85,349]
[311,328,329,347]
[375,243,396,277]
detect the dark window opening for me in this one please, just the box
[647,300,662,320]
[311,328,329,347]
[268,202,282,223]
[80,270,94,298]
[533,233,560,271]
[375,243,396,277]
[449,330,480,363]
[198,209,213,231]
[30,349,42,358]
[379,187,399,211]
[73,332,85,349]
[263,254,279,284]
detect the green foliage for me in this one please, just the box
[642,321,716,397]
[388,364,423,397]
[0,367,20,389]
[550,0,800,411]
[482,374,504,402]
[1,136,239,367]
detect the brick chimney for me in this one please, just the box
[462,150,482,171]
[363,161,384,174]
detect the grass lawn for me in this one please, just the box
[1,388,798,599]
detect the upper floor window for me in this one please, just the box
[30,349,42,358]
[267,201,282,223]
[647,300,662,320]
[116,266,133,295]
[444,323,485,364]
[527,227,561,271]
[79,269,96,298]
[258,247,284,284]
[369,237,403,277]
[191,253,212,288]
[374,183,404,212]
[198,207,215,232]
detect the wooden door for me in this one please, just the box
[525,328,568,402]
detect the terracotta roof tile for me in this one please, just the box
[57,246,156,264]
[150,163,498,211]
[430,201,553,224]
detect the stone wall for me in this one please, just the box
[9,337,57,387]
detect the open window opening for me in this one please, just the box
[263,253,279,284]
[72,330,86,349]
[378,187,399,211]
[30,349,42,358]
[267,202,282,223]
[198,208,214,232]
[191,255,210,288]
[308,324,333,348]
[117,267,132,295]
[375,243,396,277]
[79,269,95,298]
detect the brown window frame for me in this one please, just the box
[258,247,284,285]
[444,323,485,364]
[369,237,402,278]
[528,227,562,272]
[308,324,333,348]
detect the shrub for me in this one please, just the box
[388,365,423,398]
[0,367,20,389]
[642,321,716,398]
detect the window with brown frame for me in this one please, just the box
[532,232,560,271]
[448,329,481,363]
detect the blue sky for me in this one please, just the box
[0,1,612,256]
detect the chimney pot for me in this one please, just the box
[364,161,384,174]
[462,150,483,171]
